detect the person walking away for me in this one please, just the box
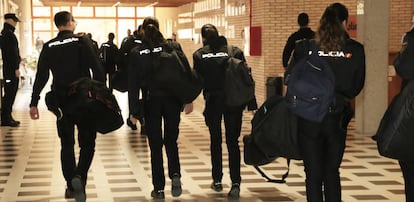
[395,24,414,202]
[99,32,118,91]
[127,16,193,199]
[193,23,257,200]
[291,3,365,201]
[118,24,148,135]
[0,13,22,127]
[282,12,315,69]
[29,11,105,202]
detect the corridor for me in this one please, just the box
[0,83,406,202]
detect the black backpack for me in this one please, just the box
[67,77,124,134]
[285,40,335,123]
[394,32,414,80]
[152,41,202,104]
[224,45,255,107]
[243,95,301,183]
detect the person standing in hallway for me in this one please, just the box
[282,12,315,69]
[127,16,193,199]
[193,24,257,200]
[290,3,365,201]
[99,32,118,92]
[121,28,133,48]
[29,11,105,202]
[0,13,22,127]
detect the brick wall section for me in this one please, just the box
[390,0,412,52]
[173,0,411,106]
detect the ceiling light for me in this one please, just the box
[112,1,120,7]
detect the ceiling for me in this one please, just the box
[39,0,197,7]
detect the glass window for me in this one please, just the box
[95,7,116,17]
[52,7,71,14]
[82,19,117,45]
[72,7,94,17]
[136,19,144,27]
[33,7,50,17]
[178,29,193,39]
[34,32,53,44]
[33,19,52,31]
[118,7,135,17]
[137,7,154,17]
[118,19,136,45]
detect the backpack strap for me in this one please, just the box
[227,45,234,57]
[253,158,291,184]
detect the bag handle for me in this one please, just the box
[253,159,291,184]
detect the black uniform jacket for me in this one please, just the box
[193,36,245,94]
[1,23,21,79]
[127,39,190,117]
[30,30,105,107]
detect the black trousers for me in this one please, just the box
[298,113,345,202]
[203,95,243,184]
[145,95,182,191]
[57,113,97,189]
[1,77,19,121]
[399,160,414,202]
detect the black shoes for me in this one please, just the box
[126,118,137,130]
[64,187,74,199]
[151,189,165,199]
[71,175,86,202]
[171,174,182,197]
[1,120,20,127]
[228,183,240,199]
[211,181,223,192]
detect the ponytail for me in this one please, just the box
[317,3,348,51]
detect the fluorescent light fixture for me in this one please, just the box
[146,2,159,7]
[112,1,121,7]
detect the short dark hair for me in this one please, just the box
[201,24,218,39]
[108,32,115,40]
[298,13,309,27]
[54,11,73,27]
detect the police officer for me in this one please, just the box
[193,24,257,200]
[29,11,105,202]
[127,16,193,200]
[292,3,365,202]
[99,32,118,91]
[1,13,21,127]
[118,25,148,134]
[282,12,315,69]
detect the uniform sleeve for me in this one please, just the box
[30,45,50,107]
[282,34,296,68]
[351,45,366,97]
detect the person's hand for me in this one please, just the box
[15,69,20,78]
[183,103,193,114]
[30,106,39,120]
[129,114,138,124]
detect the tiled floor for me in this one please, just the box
[0,83,406,201]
